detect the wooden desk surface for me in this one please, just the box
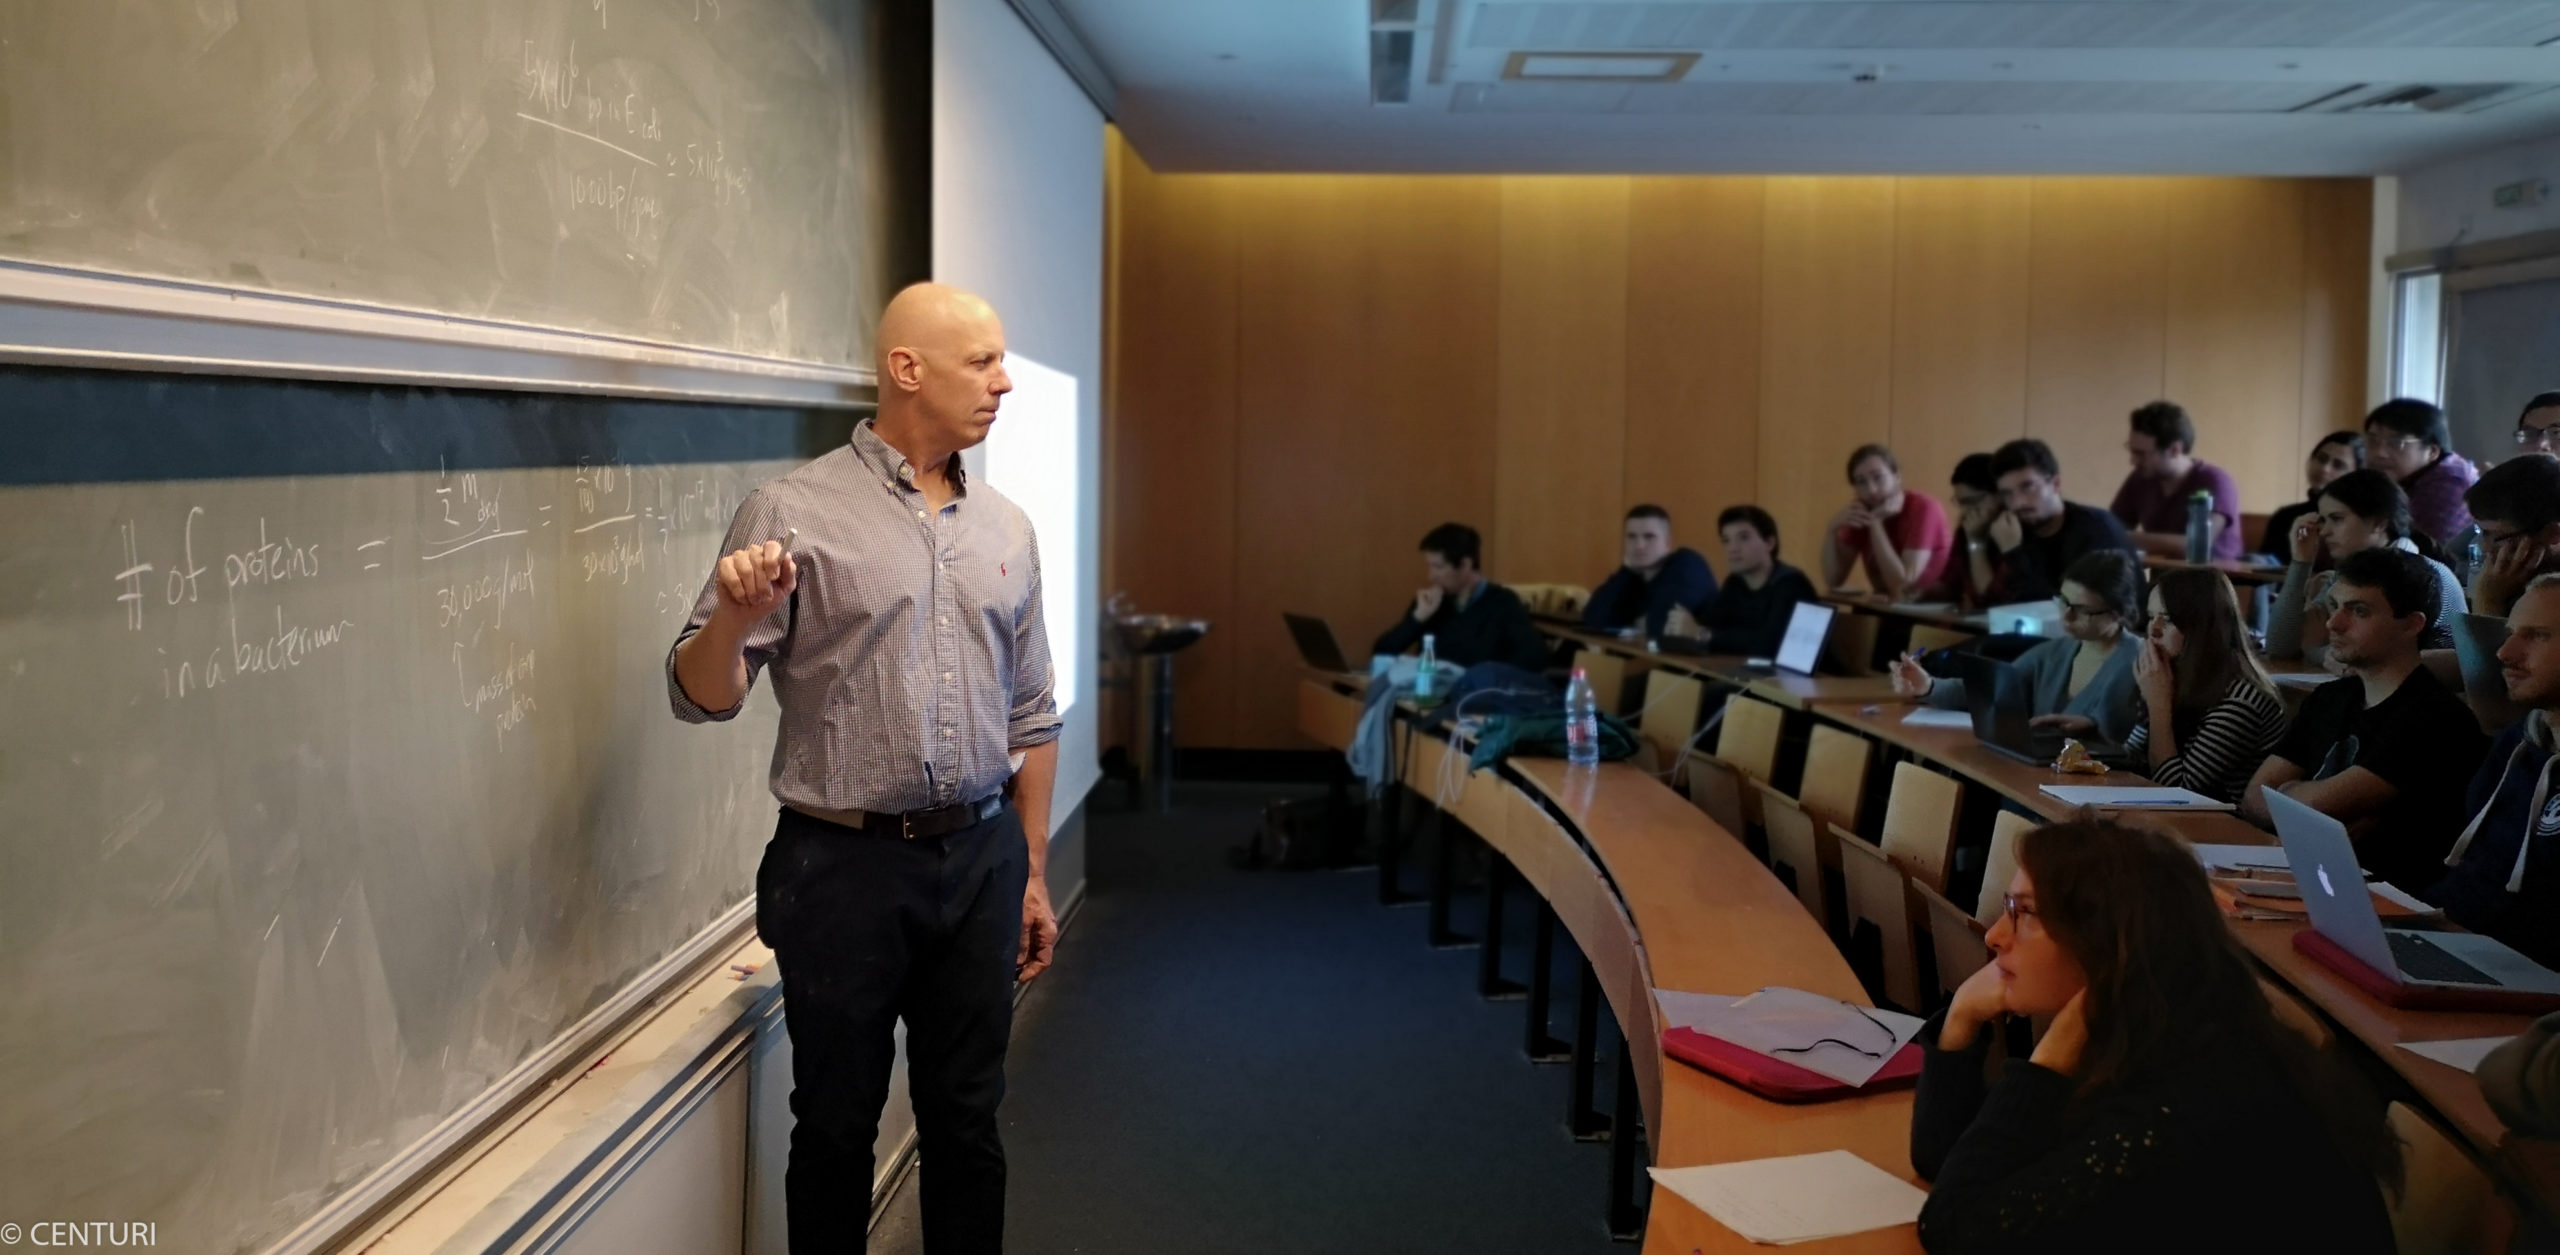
[1818,593,1991,633]
[1544,624,1900,710]
[1508,760,1924,1254]
[1805,699,2272,847]
[2143,552,2289,586]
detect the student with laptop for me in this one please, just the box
[2427,575,2560,970]
[1370,522,1548,672]
[2464,451,2560,619]
[1580,504,1717,639]
[2363,397,2477,547]
[2257,430,2362,561]
[2265,467,2466,670]
[1913,817,2397,1254]
[2123,569,2287,804]
[1892,550,2144,745]
[1697,506,1819,658]
[2108,400,2246,561]
[2242,549,2489,890]
[1973,438,2135,605]
[1820,443,1952,599]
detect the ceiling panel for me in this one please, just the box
[1454,77,2348,114]
[1466,3,2560,52]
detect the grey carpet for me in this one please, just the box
[870,781,1628,1255]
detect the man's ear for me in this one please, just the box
[884,346,925,392]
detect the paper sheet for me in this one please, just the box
[1650,1150,1927,1245]
[2039,784,2233,811]
[1654,988,1925,1087]
[1900,707,1974,730]
[2400,1036,2514,1074]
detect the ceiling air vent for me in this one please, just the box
[2303,83,2547,114]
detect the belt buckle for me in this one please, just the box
[899,811,918,841]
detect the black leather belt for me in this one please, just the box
[794,793,1005,840]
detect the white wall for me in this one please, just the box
[2398,133,2560,254]
[936,0,1108,848]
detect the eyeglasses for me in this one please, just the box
[2054,599,2117,621]
[2002,893,2041,934]
[2518,425,2560,449]
[2371,433,2426,450]
[1766,999,1902,1061]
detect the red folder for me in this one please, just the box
[2292,928,2560,1014]
[1661,1026,1923,1103]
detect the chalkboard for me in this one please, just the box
[0,0,897,366]
[0,365,849,1253]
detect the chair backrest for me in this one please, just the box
[1834,824,1920,1011]
[1686,754,1749,839]
[1639,669,1707,772]
[2387,1101,2516,1255]
[1755,784,1828,927]
[1513,582,1590,617]
[1876,761,1963,892]
[1798,724,1871,834]
[1715,696,1785,785]
[1976,809,2037,923]
[1916,880,1990,1007]
[1906,624,1976,655]
[1571,648,1632,716]
[1824,609,1883,675]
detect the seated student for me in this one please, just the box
[1975,438,2135,605]
[2243,549,2489,889]
[2519,391,2560,459]
[2124,568,2286,804]
[2427,575,2560,970]
[1371,522,1547,672]
[1821,443,1952,599]
[2363,397,2477,546]
[2266,468,2465,670]
[1695,506,1817,657]
[1913,817,2397,1254]
[1933,452,2002,607]
[2259,430,2362,561]
[2465,452,2560,619]
[1580,505,1717,638]
[1893,550,2145,746]
[2109,400,2245,561]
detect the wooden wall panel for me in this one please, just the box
[1759,178,1896,570]
[1104,159,2375,749]
[2024,179,2169,509]
[2165,179,2308,517]
[1104,141,1242,745]
[1495,177,1631,584]
[1625,177,1765,560]
[1889,179,2032,564]
[2299,179,2375,495]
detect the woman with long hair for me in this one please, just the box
[2123,568,2286,803]
[2267,467,2467,669]
[2257,430,2362,560]
[1913,818,2399,1253]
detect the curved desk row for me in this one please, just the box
[1298,677,1923,1253]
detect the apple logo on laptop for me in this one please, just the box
[2317,865,2336,899]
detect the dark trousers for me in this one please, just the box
[757,804,1027,1255]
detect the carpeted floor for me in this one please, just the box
[869,781,1630,1255]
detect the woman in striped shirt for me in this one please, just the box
[2124,568,2287,804]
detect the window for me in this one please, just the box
[2392,271,2445,405]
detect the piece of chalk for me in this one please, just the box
[781,528,798,552]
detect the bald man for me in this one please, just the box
[670,282,1059,1253]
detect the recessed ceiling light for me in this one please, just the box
[1504,51,1699,82]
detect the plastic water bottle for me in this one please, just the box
[1414,634,1437,701]
[2183,491,2213,564]
[2459,523,2485,587]
[1565,667,1600,767]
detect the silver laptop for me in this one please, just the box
[2264,789,2560,993]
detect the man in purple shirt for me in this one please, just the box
[2110,400,2245,562]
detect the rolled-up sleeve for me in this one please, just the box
[667,488,793,723]
[1007,522,1063,749]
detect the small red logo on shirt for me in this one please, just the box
[1001,563,1007,577]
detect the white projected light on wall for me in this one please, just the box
[981,352,1082,716]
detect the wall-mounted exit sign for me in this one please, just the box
[2493,178,2549,209]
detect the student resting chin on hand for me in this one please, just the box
[1910,818,2398,1255]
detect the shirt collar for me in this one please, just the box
[850,418,967,495]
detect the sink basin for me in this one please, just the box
[1115,614,1211,655]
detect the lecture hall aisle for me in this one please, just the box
[872,782,1627,1254]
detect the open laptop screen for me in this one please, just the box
[1775,603,1836,675]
